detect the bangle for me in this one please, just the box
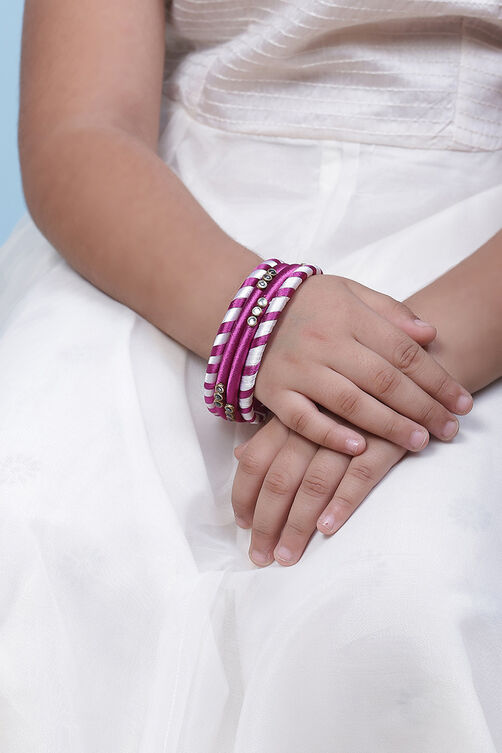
[238,263,322,422]
[204,257,323,423]
[203,259,283,419]
[223,261,292,420]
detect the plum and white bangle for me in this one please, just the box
[203,258,283,419]
[204,258,324,423]
[237,262,323,423]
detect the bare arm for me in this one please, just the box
[406,228,502,394]
[18,0,261,361]
[18,0,476,454]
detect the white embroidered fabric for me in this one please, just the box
[163,0,502,150]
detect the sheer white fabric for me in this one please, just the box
[1,2,502,751]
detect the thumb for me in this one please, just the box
[345,280,437,345]
[385,300,437,346]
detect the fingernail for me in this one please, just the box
[345,438,363,454]
[274,545,294,563]
[318,513,335,533]
[442,419,459,440]
[414,318,434,328]
[250,549,272,565]
[235,516,249,528]
[455,394,472,414]
[409,429,429,450]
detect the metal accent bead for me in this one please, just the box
[268,268,277,276]
[215,383,225,394]
[257,297,268,308]
[251,306,262,317]
[257,280,268,289]
[247,315,258,326]
[263,272,273,282]
[214,399,223,407]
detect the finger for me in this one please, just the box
[329,341,460,442]
[343,279,437,346]
[317,438,407,535]
[249,432,317,567]
[234,440,250,460]
[271,391,367,455]
[295,366,431,452]
[231,417,288,528]
[273,446,350,566]
[354,307,473,415]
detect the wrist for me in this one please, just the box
[404,290,500,395]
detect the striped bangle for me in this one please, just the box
[203,259,283,419]
[215,261,290,422]
[204,258,323,423]
[238,262,323,423]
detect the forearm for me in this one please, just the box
[405,228,502,393]
[22,123,260,360]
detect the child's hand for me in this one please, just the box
[253,275,472,454]
[232,414,406,567]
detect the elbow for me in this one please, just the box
[17,119,81,233]
[17,120,52,228]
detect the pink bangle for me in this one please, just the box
[203,259,283,419]
[217,261,291,421]
[225,262,299,421]
[238,263,323,423]
[204,257,323,424]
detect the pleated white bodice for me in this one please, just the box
[162,0,502,151]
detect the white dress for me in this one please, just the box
[1,2,502,751]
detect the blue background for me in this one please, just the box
[1,3,27,245]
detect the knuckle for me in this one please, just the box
[433,372,453,400]
[336,389,360,418]
[289,408,313,436]
[239,450,263,477]
[283,517,308,538]
[390,296,407,317]
[416,400,438,426]
[320,423,339,449]
[373,367,401,398]
[332,495,355,515]
[263,468,294,497]
[251,520,275,539]
[394,339,422,372]
[347,462,375,485]
[300,470,332,499]
[381,415,399,440]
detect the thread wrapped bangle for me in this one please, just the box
[216,261,290,421]
[238,262,322,423]
[203,259,283,419]
[204,258,323,423]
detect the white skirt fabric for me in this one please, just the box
[1,98,502,752]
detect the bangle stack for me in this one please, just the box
[204,257,323,424]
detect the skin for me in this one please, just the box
[231,230,502,567]
[19,0,472,462]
